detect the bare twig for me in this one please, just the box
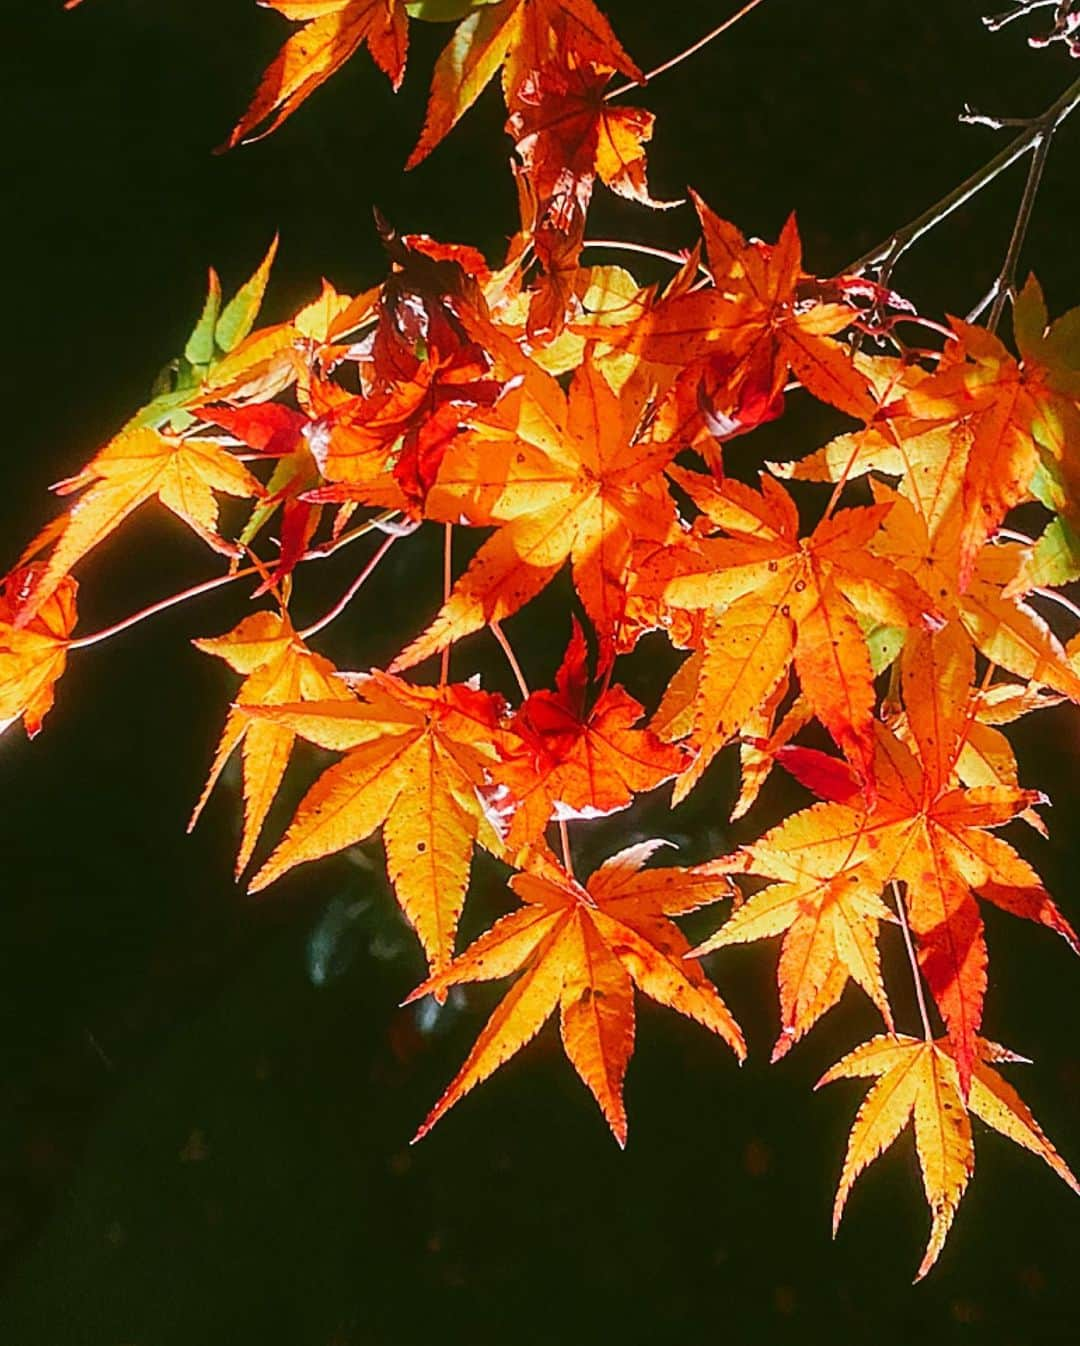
[844,74,1080,282]
[986,126,1054,332]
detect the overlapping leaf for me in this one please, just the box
[243,670,508,974]
[489,621,686,852]
[190,610,355,874]
[407,843,743,1143]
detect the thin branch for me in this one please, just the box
[66,510,403,651]
[301,509,401,559]
[843,74,1080,280]
[1032,586,1080,625]
[491,620,530,700]
[558,817,575,876]
[581,238,693,268]
[297,533,398,640]
[982,0,1059,33]
[891,880,933,1042]
[68,565,258,650]
[986,127,1054,332]
[606,0,769,101]
[439,523,453,686]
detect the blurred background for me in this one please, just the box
[1,2,1078,1341]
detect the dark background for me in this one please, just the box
[1,2,1079,1342]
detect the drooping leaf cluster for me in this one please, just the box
[6,0,1080,1280]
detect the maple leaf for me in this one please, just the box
[742,712,1077,1094]
[642,469,940,800]
[125,240,282,435]
[818,1034,1079,1280]
[189,610,354,875]
[199,401,322,594]
[406,0,641,168]
[691,821,899,1062]
[870,481,1080,703]
[613,194,877,438]
[224,0,409,150]
[507,55,674,224]
[406,843,743,1144]
[243,670,508,975]
[489,620,686,852]
[880,276,1080,586]
[393,350,681,671]
[17,428,263,623]
[310,349,505,515]
[0,566,77,738]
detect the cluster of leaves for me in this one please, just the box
[7,0,1080,1280]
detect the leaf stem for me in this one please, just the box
[558,817,575,876]
[605,0,769,101]
[891,880,933,1042]
[297,533,398,640]
[581,238,693,268]
[68,566,259,650]
[65,510,402,651]
[439,523,453,686]
[843,74,1080,281]
[491,620,530,699]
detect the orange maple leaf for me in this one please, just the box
[0,566,78,738]
[19,428,263,623]
[243,670,509,975]
[882,275,1080,586]
[406,0,641,168]
[818,1034,1079,1280]
[224,0,409,149]
[642,470,940,799]
[407,842,743,1144]
[189,610,355,875]
[614,194,877,438]
[394,350,681,671]
[737,713,1076,1094]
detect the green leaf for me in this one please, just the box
[406,0,502,21]
[863,622,905,675]
[1021,517,1080,591]
[215,236,279,355]
[183,268,222,366]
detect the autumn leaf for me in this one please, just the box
[406,843,743,1144]
[189,610,355,875]
[740,718,1077,1093]
[489,620,686,852]
[870,482,1080,703]
[394,349,681,671]
[0,566,78,738]
[818,1034,1079,1280]
[224,0,409,150]
[17,429,263,623]
[507,56,674,221]
[243,670,509,974]
[880,276,1080,587]
[406,0,641,168]
[642,470,940,800]
[691,819,899,1061]
[612,195,877,439]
